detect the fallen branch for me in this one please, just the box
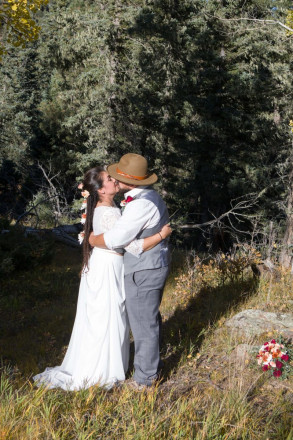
[23,224,81,248]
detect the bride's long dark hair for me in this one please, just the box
[82,166,104,270]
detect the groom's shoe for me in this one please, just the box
[123,378,148,391]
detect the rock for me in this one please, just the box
[281,330,293,343]
[233,344,257,363]
[225,309,293,337]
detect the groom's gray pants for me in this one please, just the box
[124,265,169,386]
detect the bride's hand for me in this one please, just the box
[160,223,172,240]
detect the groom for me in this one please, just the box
[89,153,171,388]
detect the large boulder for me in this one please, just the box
[225,309,293,340]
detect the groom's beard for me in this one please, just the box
[116,184,127,195]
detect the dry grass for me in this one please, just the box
[1,245,293,439]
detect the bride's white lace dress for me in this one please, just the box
[33,206,141,391]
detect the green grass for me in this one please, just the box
[1,243,293,439]
[0,244,81,374]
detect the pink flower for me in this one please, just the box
[81,190,90,199]
[260,352,271,362]
[270,339,276,344]
[264,342,269,346]
[269,361,276,368]
[78,183,83,189]
[262,365,269,371]
[273,369,282,377]
[281,354,289,362]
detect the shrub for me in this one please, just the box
[0,216,10,230]
[0,226,54,276]
[175,245,262,297]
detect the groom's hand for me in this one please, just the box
[89,232,107,249]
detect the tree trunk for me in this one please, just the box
[279,166,293,269]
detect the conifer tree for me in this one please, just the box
[0,0,292,254]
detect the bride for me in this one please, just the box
[33,166,171,390]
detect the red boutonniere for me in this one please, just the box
[120,196,134,208]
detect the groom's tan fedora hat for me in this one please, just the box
[107,153,158,186]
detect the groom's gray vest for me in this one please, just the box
[124,189,170,275]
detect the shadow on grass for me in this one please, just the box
[0,243,82,374]
[1,242,259,383]
[160,276,259,381]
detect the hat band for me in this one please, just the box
[116,167,148,181]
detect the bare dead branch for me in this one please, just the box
[38,161,62,218]
[177,192,260,230]
[212,16,293,33]
[15,194,63,225]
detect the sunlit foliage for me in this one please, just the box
[0,0,48,59]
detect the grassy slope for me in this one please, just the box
[0,245,293,439]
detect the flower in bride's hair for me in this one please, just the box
[78,186,89,244]
[81,190,90,199]
[78,231,85,244]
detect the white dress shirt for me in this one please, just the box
[104,187,161,250]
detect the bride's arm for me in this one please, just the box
[143,223,172,251]
[124,224,172,257]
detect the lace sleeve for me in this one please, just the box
[124,239,144,258]
[94,207,121,234]
[100,211,119,232]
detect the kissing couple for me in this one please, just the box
[34,153,172,391]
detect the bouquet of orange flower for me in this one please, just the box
[257,338,292,378]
